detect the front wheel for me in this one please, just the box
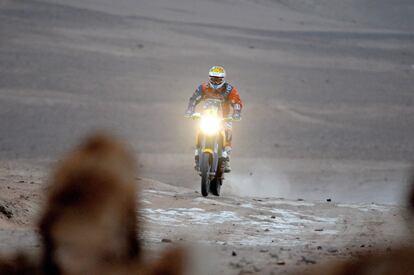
[210,158,224,196]
[200,153,211,197]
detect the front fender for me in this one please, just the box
[202,148,214,154]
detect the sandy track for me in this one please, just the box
[0,161,410,274]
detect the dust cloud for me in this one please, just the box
[224,163,291,198]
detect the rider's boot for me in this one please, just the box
[222,146,232,173]
[224,158,231,173]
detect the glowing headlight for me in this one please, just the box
[200,115,220,135]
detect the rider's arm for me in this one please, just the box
[186,85,203,114]
[228,87,243,118]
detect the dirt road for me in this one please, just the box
[0,161,410,274]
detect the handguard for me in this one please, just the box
[232,111,242,121]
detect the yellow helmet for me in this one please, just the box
[208,66,226,89]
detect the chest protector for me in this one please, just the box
[201,83,233,102]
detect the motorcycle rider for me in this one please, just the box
[185,66,243,173]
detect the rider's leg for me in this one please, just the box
[223,122,233,173]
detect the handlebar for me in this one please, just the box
[185,113,240,122]
[223,117,235,122]
[190,113,201,119]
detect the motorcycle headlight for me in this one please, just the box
[200,115,220,135]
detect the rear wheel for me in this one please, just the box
[200,153,211,197]
[210,178,221,196]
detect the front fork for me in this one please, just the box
[196,133,222,176]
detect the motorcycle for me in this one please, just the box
[187,98,237,197]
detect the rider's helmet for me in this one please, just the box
[208,66,226,89]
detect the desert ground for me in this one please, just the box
[0,0,414,274]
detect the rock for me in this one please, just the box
[232,251,237,256]
[326,198,332,202]
[327,248,338,253]
[297,198,304,201]
[314,228,324,232]
[317,246,323,250]
[300,256,316,264]
[264,229,270,232]
[271,215,276,219]
[161,238,172,243]
[248,46,255,49]
[276,261,285,265]
[0,205,12,219]
[260,249,268,253]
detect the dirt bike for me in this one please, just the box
[188,99,237,197]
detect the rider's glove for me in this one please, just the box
[185,108,194,118]
[232,111,241,121]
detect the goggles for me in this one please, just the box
[209,76,224,85]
